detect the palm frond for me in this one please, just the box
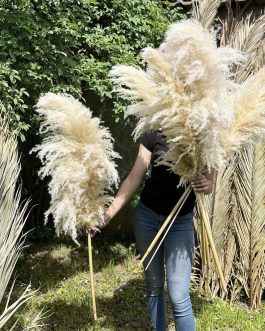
[191,0,222,28]
[196,163,236,296]
[0,122,29,301]
[221,11,265,82]
[21,308,49,330]
[0,120,39,327]
[0,283,37,329]
[233,143,265,309]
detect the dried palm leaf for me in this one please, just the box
[0,120,39,329]
[220,7,265,80]
[32,93,120,243]
[191,0,222,28]
[0,122,29,301]
[201,4,265,307]
[0,283,37,330]
[233,143,265,309]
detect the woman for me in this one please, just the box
[97,130,214,331]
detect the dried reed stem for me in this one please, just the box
[138,185,191,268]
[88,234,97,321]
[196,192,227,292]
[145,185,193,270]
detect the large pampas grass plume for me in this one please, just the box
[32,93,120,243]
[111,19,247,183]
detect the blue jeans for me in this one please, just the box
[134,201,195,331]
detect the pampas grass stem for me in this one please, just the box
[88,233,97,321]
[196,192,227,292]
[145,185,193,270]
[138,185,192,268]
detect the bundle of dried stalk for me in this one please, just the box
[111,19,249,183]
[32,93,120,243]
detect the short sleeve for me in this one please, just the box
[140,131,157,152]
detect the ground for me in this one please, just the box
[2,234,265,331]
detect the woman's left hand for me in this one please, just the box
[191,175,213,194]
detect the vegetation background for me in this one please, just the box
[0,0,186,236]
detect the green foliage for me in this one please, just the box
[0,0,186,138]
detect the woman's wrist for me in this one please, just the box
[103,212,112,226]
[204,180,213,195]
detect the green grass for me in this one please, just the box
[1,235,265,330]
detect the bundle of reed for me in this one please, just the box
[110,19,265,291]
[32,92,120,320]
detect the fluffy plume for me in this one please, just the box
[222,67,265,155]
[111,19,245,183]
[32,93,120,243]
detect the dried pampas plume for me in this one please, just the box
[111,19,246,183]
[32,93,120,243]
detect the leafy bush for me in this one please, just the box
[0,0,186,139]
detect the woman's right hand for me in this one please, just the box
[87,143,151,238]
[87,212,111,238]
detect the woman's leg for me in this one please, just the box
[134,201,167,331]
[164,213,195,331]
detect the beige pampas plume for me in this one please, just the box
[32,93,120,243]
[111,19,245,183]
[222,67,265,155]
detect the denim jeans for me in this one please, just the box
[134,201,195,331]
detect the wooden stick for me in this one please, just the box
[88,233,97,321]
[138,185,192,268]
[145,185,192,270]
[196,192,227,293]
[201,218,210,266]
[204,222,210,266]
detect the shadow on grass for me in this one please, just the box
[14,235,135,291]
[26,278,150,331]
[26,280,214,331]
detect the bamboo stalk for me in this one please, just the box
[196,192,227,292]
[202,220,210,266]
[199,206,206,266]
[145,185,192,270]
[88,233,97,321]
[138,185,192,268]
[205,224,210,266]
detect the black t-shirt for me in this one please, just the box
[140,131,196,216]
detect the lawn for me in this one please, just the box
[2,234,265,331]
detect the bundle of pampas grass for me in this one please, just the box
[32,93,120,244]
[111,19,245,183]
[110,18,265,291]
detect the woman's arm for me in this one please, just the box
[191,168,216,195]
[103,144,151,225]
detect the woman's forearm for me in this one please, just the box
[104,174,142,223]
[103,144,151,226]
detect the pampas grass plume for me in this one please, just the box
[32,93,120,243]
[111,19,245,183]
